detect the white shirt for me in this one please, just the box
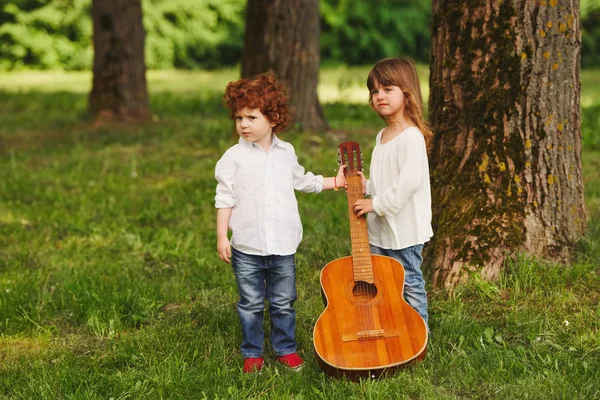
[366,127,433,249]
[215,136,324,256]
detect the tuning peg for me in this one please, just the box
[360,150,364,171]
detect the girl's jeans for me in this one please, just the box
[370,244,429,327]
[231,247,298,358]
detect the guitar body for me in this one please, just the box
[313,254,428,379]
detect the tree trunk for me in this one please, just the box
[241,0,328,132]
[428,0,586,289]
[89,0,149,121]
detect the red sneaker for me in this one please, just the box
[277,353,305,370]
[243,357,264,373]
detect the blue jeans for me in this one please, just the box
[370,244,429,327]
[231,247,298,358]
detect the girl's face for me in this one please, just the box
[235,107,276,149]
[370,81,407,120]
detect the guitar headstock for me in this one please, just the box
[337,142,363,177]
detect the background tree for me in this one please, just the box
[89,0,149,120]
[241,0,327,131]
[427,0,586,289]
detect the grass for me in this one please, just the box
[0,66,599,399]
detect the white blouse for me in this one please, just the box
[215,136,323,256]
[366,127,433,249]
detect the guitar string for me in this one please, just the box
[349,147,367,334]
[346,147,374,335]
[345,149,365,334]
[357,147,374,335]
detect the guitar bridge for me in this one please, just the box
[341,329,400,342]
[357,329,384,339]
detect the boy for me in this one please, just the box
[215,73,345,373]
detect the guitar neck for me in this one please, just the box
[346,175,373,282]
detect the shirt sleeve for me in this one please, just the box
[289,146,323,194]
[372,131,426,216]
[215,151,237,208]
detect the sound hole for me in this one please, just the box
[352,281,377,302]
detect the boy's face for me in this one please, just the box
[235,107,275,149]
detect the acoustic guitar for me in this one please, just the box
[313,141,428,379]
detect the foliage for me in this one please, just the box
[0,0,245,71]
[582,68,600,151]
[582,104,600,151]
[0,0,92,70]
[142,0,245,69]
[320,0,431,64]
[0,0,434,71]
[0,67,599,398]
[581,0,600,68]
[1,0,599,71]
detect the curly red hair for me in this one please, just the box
[223,72,290,133]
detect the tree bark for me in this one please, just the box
[241,0,328,132]
[428,0,586,289]
[89,0,149,120]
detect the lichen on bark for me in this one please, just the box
[429,0,549,287]
[428,0,586,289]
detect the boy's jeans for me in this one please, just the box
[370,244,429,327]
[231,247,298,358]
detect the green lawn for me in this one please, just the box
[0,67,599,399]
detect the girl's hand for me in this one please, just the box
[353,199,373,217]
[357,171,367,194]
[217,237,231,263]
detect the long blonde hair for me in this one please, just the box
[367,57,433,148]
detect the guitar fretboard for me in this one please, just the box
[346,175,374,283]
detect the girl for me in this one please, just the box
[215,73,346,373]
[352,57,433,328]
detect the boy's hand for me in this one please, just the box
[336,164,347,189]
[217,237,232,263]
[353,199,373,217]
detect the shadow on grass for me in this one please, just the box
[0,90,382,158]
[0,90,232,155]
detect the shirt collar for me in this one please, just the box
[238,134,283,154]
